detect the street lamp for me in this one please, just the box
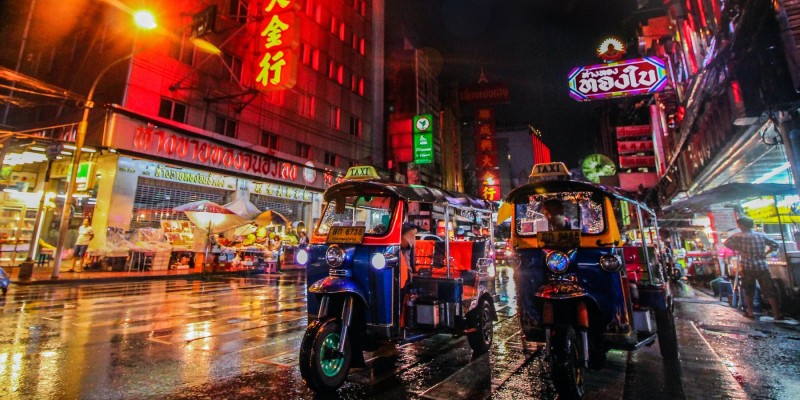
[50,12,158,278]
[49,9,221,278]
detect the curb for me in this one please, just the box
[11,268,305,286]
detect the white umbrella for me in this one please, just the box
[224,197,263,219]
[174,200,248,234]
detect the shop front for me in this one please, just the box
[75,107,331,274]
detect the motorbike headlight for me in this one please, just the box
[371,253,387,269]
[546,251,569,274]
[295,249,309,266]
[325,246,345,267]
[599,254,622,272]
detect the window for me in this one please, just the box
[359,38,365,56]
[328,60,336,79]
[305,0,314,16]
[352,34,358,50]
[358,78,365,96]
[328,106,341,129]
[349,116,361,137]
[215,116,237,138]
[222,53,243,83]
[261,130,279,150]
[228,0,248,24]
[169,35,195,65]
[265,90,285,105]
[312,49,320,70]
[324,151,338,167]
[315,5,323,24]
[339,22,346,41]
[158,98,187,123]
[337,65,345,84]
[296,143,311,158]
[299,94,315,118]
[301,43,312,65]
[350,74,357,92]
[330,17,337,34]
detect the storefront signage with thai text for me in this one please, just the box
[105,113,331,190]
[153,165,227,188]
[568,57,667,102]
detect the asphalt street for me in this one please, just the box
[0,268,796,399]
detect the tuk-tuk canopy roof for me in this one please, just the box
[324,181,493,210]
[505,179,655,216]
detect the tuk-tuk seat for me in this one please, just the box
[623,246,644,282]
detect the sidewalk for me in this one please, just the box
[3,263,306,285]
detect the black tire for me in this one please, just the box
[655,307,679,360]
[467,298,494,354]
[298,317,352,393]
[550,325,584,400]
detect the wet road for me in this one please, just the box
[0,268,794,399]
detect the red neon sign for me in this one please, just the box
[568,57,668,102]
[254,0,300,91]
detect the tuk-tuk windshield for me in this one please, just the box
[316,195,395,236]
[515,192,605,236]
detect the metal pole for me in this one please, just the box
[50,55,134,278]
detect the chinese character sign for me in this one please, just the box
[568,57,667,102]
[252,0,300,91]
[474,108,501,201]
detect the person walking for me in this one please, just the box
[70,218,94,272]
[724,216,784,320]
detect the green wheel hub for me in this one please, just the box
[320,332,344,377]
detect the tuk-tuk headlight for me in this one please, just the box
[371,253,387,269]
[325,246,346,267]
[546,251,569,274]
[295,249,309,266]
[599,254,622,272]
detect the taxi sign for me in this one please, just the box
[344,165,380,180]
[529,162,571,182]
[327,226,366,244]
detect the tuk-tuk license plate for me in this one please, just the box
[327,226,366,244]
[537,230,581,247]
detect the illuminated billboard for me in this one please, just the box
[568,57,667,102]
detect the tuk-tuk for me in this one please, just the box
[296,166,498,393]
[504,162,678,399]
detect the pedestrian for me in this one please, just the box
[724,216,784,320]
[297,230,308,248]
[541,199,570,231]
[70,218,94,272]
[400,222,418,290]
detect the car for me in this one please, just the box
[494,241,510,264]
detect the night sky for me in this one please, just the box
[388,0,638,169]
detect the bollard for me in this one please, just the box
[18,258,35,280]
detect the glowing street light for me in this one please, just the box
[133,10,157,30]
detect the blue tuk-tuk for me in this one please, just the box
[503,162,678,399]
[295,166,498,393]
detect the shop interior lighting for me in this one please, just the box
[60,151,72,155]
[81,147,97,153]
[753,162,791,184]
[29,146,46,152]
[742,197,773,210]
[64,145,76,150]
[3,151,48,165]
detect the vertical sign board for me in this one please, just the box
[413,114,434,164]
[252,0,301,91]
[474,108,501,201]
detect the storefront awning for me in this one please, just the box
[665,182,797,213]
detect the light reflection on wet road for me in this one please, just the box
[0,268,789,399]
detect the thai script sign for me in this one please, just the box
[568,57,667,102]
[153,165,227,188]
[105,113,331,190]
[252,0,300,91]
[459,82,510,105]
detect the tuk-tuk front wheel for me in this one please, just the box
[467,298,494,354]
[550,325,584,400]
[655,307,679,360]
[299,317,352,393]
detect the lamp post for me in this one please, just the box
[50,11,158,278]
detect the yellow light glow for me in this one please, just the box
[189,37,222,55]
[133,10,157,30]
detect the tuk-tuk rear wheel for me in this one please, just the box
[550,325,584,400]
[299,317,352,393]
[467,299,494,354]
[655,307,679,360]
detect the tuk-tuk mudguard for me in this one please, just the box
[306,243,396,326]
[516,248,633,337]
[309,276,369,307]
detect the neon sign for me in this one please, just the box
[568,57,667,102]
[254,0,300,91]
